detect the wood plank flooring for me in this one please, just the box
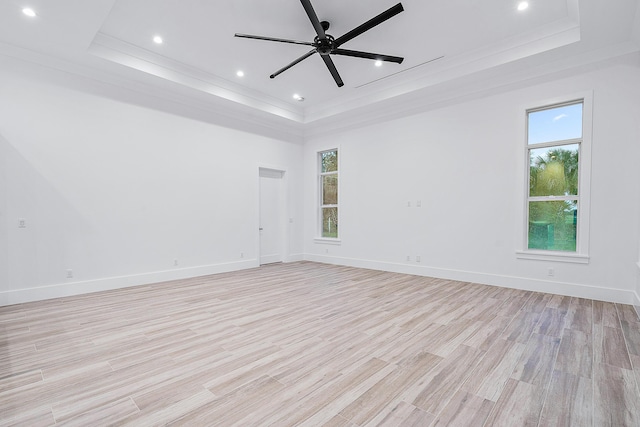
[1,261,639,426]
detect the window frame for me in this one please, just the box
[317,148,340,242]
[516,93,592,264]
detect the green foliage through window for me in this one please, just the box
[528,201,577,251]
[322,175,338,205]
[322,208,338,238]
[529,146,579,197]
[321,150,338,173]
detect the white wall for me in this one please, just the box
[0,135,8,296]
[2,53,640,307]
[304,55,640,305]
[0,60,304,305]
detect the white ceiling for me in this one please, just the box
[0,0,639,141]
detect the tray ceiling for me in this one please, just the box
[0,0,638,140]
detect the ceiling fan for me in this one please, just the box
[234,1,404,87]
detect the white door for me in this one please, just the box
[259,169,284,265]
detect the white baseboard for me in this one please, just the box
[4,255,638,311]
[0,259,259,306]
[260,254,282,265]
[285,253,304,262]
[304,254,638,305]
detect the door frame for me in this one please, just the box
[257,165,288,265]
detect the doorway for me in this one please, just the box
[259,168,285,265]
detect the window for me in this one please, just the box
[520,97,591,262]
[319,149,338,238]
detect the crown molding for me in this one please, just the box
[0,42,306,144]
[89,33,304,123]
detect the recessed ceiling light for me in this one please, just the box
[153,35,163,44]
[374,60,383,67]
[293,94,305,102]
[236,70,245,77]
[22,7,36,17]
[517,1,529,11]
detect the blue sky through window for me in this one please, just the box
[528,103,582,144]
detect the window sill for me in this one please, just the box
[516,250,589,264]
[314,238,342,245]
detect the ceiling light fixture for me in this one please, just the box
[375,60,383,67]
[517,1,529,11]
[153,35,163,44]
[293,94,305,102]
[236,70,245,77]
[22,7,36,17]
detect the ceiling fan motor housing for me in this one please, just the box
[315,35,335,55]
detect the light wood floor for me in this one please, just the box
[1,262,639,426]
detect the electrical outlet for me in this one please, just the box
[407,201,411,207]
[406,255,411,262]
[240,252,244,258]
[548,268,554,277]
[416,256,421,263]
[174,259,178,266]
[18,218,26,228]
[416,201,422,207]
[325,248,329,254]
[66,269,73,279]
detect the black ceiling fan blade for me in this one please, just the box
[332,48,404,64]
[235,33,314,46]
[270,49,317,79]
[321,55,344,87]
[300,0,326,39]
[334,3,404,48]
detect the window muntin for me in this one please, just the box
[526,101,583,252]
[319,149,338,238]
